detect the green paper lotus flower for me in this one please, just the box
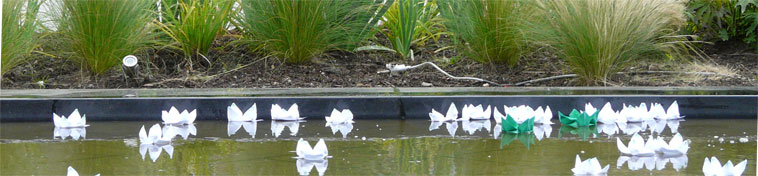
[559,109,599,128]
[501,114,535,134]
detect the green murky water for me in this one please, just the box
[1,119,755,175]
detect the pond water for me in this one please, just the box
[1,119,755,175]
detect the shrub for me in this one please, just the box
[438,0,532,65]
[159,0,235,69]
[381,0,444,59]
[530,0,694,85]
[54,0,155,75]
[685,0,758,51]
[238,0,390,64]
[2,0,44,75]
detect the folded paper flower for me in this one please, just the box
[162,106,197,125]
[228,103,259,122]
[703,157,747,176]
[617,133,657,156]
[271,104,304,121]
[325,109,354,124]
[296,138,330,160]
[460,104,491,121]
[53,109,89,128]
[501,114,535,134]
[429,103,458,122]
[655,133,690,156]
[572,155,609,175]
[139,124,172,145]
[559,109,598,128]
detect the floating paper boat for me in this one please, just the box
[272,120,300,137]
[559,109,598,128]
[54,127,86,140]
[296,138,330,160]
[460,104,491,121]
[429,103,458,122]
[228,103,260,122]
[703,157,747,176]
[271,104,304,121]
[53,109,89,128]
[162,106,196,125]
[228,121,257,138]
[571,155,609,175]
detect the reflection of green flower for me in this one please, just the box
[501,115,535,134]
[500,133,535,149]
[559,109,598,128]
[557,126,598,141]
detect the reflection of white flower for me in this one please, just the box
[297,159,328,176]
[161,106,196,125]
[227,121,257,138]
[325,122,353,138]
[139,124,172,145]
[271,104,303,121]
[584,103,597,115]
[271,120,300,138]
[616,155,656,171]
[139,143,174,163]
[162,124,197,140]
[460,104,491,121]
[67,166,99,176]
[702,157,747,176]
[533,124,553,141]
[617,133,657,156]
[227,103,259,122]
[54,127,86,140]
[429,103,458,122]
[571,155,609,175]
[597,123,618,137]
[656,155,688,171]
[296,138,330,160]
[461,119,491,135]
[53,109,88,128]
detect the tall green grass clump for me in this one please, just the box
[531,0,693,84]
[160,0,235,68]
[54,0,155,75]
[238,0,391,64]
[2,0,44,75]
[439,0,533,65]
[381,0,444,59]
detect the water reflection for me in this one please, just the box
[597,123,619,137]
[617,122,646,135]
[648,120,681,134]
[139,144,174,162]
[163,124,197,140]
[325,122,353,138]
[534,124,553,141]
[617,155,688,171]
[461,120,491,135]
[272,121,300,138]
[500,133,535,149]
[53,127,86,140]
[296,159,328,176]
[429,121,458,137]
[558,126,598,141]
[227,121,257,138]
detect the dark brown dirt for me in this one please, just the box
[2,34,756,89]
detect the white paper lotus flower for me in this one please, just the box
[228,121,257,138]
[429,103,458,122]
[228,103,259,122]
[616,155,656,171]
[534,106,554,124]
[53,109,89,128]
[271,120,300,137]
[162,106,196,125]
[54,127,86,140]
[655,133,690,156]
[534,124,553,141]
[296,138,330,160]
[460,104,491,121]
[67,166,99,176]
[325,121,353,138]
[297,158,328,176]
[504,105,535,124]
[649,103,667,119]
[598,103,619,124]
[617,133,657,156]
[162,124,197,140]
[139,124,172,145]
[584,103,597,116]
[493,124,502,139]
[661,101,683,120]
[139,142,174,162]
[494,108,505,124]
[325,109,354,124]
[572,155,609,175]
[271,104,303,121]
[703,157,747,176]
[620,103,653,122]
[655,155,688,171]
[461,119,491,135]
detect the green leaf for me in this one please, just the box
[354,45,397,53]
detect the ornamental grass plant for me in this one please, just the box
[381,0,445,59]
[2,0,44,75]
[439,0,533,65]
[238,0,391,64]
[53,0,155,75]
[159,0,235,69]
[530,0,695,85]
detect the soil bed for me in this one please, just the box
[2,35,756,89]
